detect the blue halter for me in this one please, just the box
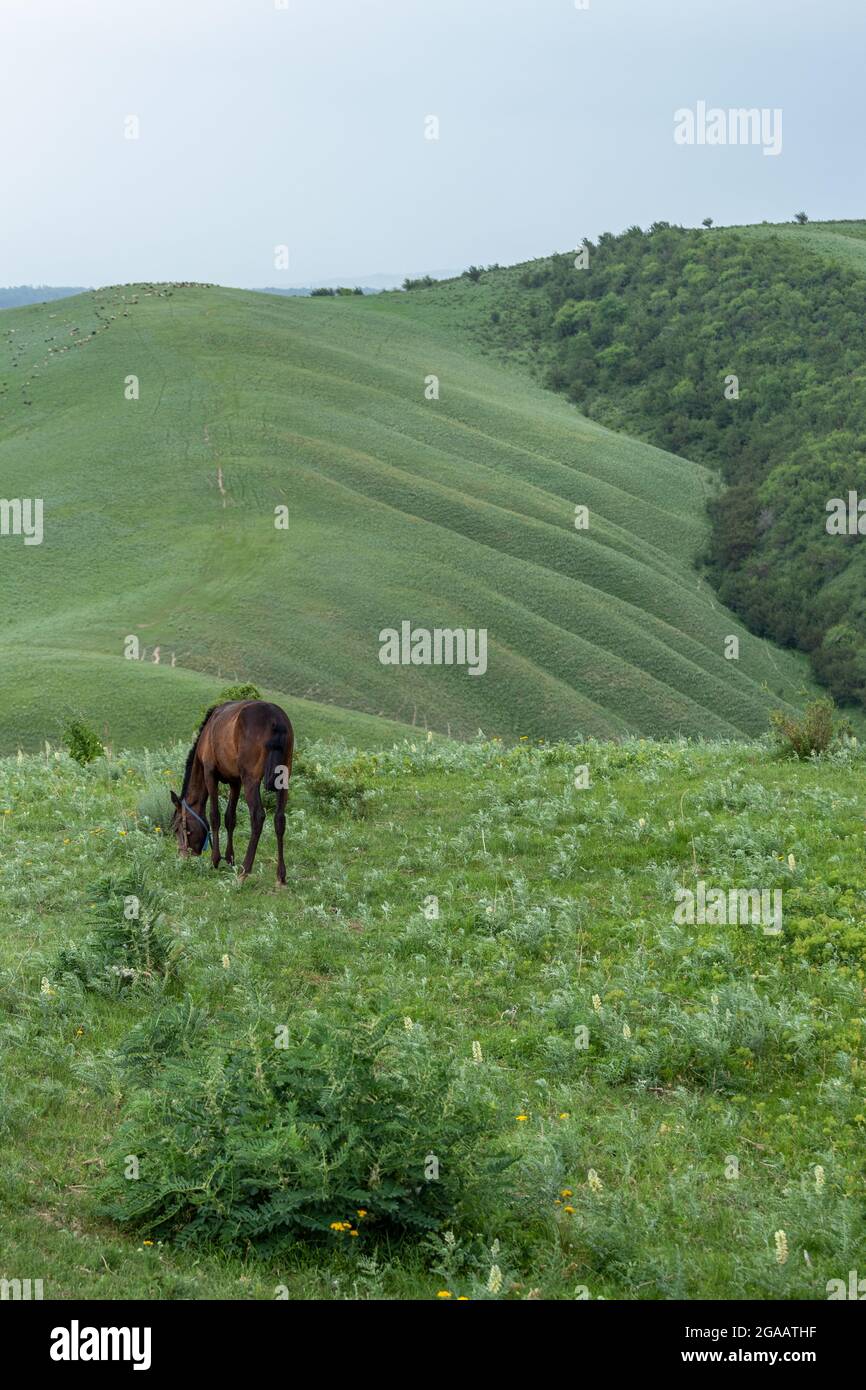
[182,799,211,852]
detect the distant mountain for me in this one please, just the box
[251,269,462,296]
[0,286,89,309]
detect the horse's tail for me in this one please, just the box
[264,721,292,792]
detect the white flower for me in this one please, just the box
[787,853,796,873]
[472,1040,483,1064]
[814,1165,825,1193]
[487,1264,503,1295]
[592,994,602,1014]
[587,1169,603,1193]
[774,1230,789,1264]
[622,1022,632,1040]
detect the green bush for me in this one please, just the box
[53,870,178,993]
[97,1015,509,1249]
[770,698,850,758]
[63,719,104,765]
[196,683,262,731]
[135,783,175,834]
[297,752,379,816]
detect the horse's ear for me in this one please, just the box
[170,791,181,807]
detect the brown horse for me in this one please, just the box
[170,700,294,885]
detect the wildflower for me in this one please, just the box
[592,994,602,1014]
[559,1112,570,1120]
[457,1296,470,1301]
[487,1265,503,1295]
[143,1240,153,1247]
[587,1169,603,1193]
[436,1290,452,1299]
[40,977,55,997]
[356,1210,367,1219]
[403,1016,413,1031]
[563,1205,575,1215]
[74,1027,84,1037]
[472,1040,483,1064]
[221,954,230,969]
[787,853,796,872]
[516,1114,529,1122]
[118,829,127,836]
[814,1166,825,1192]
[349,1230,359,1237]
[622,1022,632,1040]
[560,1189,573,1198]
[638,817,646,829]
[774,1230,789,1265]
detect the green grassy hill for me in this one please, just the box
[0,283,819,751]
[2,734,864,1299]
[413,222,866,713]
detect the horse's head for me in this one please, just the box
[170,791,209,857]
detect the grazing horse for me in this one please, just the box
[170,700,294,885]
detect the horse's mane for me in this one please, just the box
[180,704,220,798]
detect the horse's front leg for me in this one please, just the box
[205,771,221,868]
[224,781,240,866]
[239,780,265,880]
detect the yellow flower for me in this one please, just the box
[563,1205,575,1215]
[516,1114,529,1122]
[356,1209,367,1218]
[143,1240,153,1247]
[457,1295,470,1300]
[437,1290,452,1299]
[560,1188,573,1198]
[329,1222,343,1232]
[559,1112,570,1120]
[349,1230,359,1237]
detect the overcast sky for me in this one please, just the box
[0,0,862,286]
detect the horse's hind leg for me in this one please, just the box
[205,770,221,869]
[274,786,288,887]
[224,780,240,866]
[239,779,265,880]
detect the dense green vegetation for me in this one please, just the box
[2,732,865,1299]
[0,281,821,752]
[405,222,866,709]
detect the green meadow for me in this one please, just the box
[1,733,864,1300]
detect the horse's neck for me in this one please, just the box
[185,760,207,808]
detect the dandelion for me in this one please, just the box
[487,1265,503,1295]
[436,1290,452,1299]
[592,994,602,1014]
[143,1240,153,1247]
[560,1188,573,1198]
[563,1205,575,1215]
[587,1169,603,1193]
[516,1113,529,1123]
[472,1040,483,1064]
[559,1112,570,1120]
[774,1230,789,1265]
[814,1165,825,1193]
[356,1209,368,1219]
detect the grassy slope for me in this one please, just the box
[2,735,864,1299]
[734,218,866,273]
[0,284,820,751]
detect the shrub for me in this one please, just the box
[64,719,104,765]
[53,870,178,993]
[297,752,379,817]
[196,683,261,730]
[97,1015,509,1249]
[770,698,850,758]
[135,783,175,834]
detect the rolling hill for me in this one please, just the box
[0,279,822,752]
